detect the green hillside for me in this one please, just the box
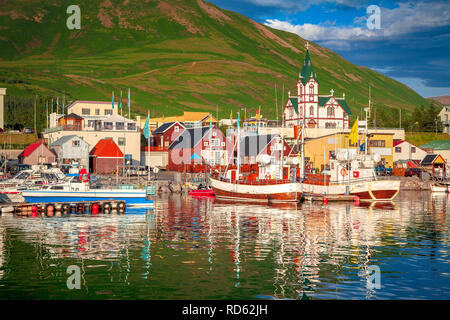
[0,0,428,128]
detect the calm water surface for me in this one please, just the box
[0,191,449,300]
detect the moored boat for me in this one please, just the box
[299,153,400,202]
[22,171,154,206]
[210,174,300,203]
[188,189,215,197]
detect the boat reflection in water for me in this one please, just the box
[0,191,448,300]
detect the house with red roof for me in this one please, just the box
[18,140,56,165]
[89,138,124,174]
[393,140,428,163]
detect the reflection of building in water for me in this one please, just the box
[0,224,4,280]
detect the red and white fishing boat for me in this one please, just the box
[210,174,300,203]
[299,153,400,201]
[210,138,301,203]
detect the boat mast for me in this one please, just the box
[364,85,371,156]
[237,112,241,180]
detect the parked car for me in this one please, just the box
[23,127,34,134]
[405,167,422,177]
[375,164,392,176]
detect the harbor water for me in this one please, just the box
[0,191,448,300]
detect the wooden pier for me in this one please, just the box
[0,199,126,217]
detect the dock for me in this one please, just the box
[0,199,127,217]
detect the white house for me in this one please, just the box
[438,106,450,133]
[45,100,142,165]
[393,140,428,162]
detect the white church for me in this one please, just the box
[283,44,352,129]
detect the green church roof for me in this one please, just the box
[318,96,352,116]
[289,97,299,114]
[300,50,318,86]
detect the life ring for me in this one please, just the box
[340,168,348,177]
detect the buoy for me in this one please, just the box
[91,203,100,214]
[117,201,126,213]
[76,203,85,214]
[61,204,70,214]
[323,197,328,204]
[69,204,77,213]
[354,196,360,205]
[103,202,112,213]
[45,204,55,217]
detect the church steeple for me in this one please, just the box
[300,42,318,85]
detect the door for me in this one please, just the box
[283,167,289,180]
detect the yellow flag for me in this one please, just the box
[350,118,358,145]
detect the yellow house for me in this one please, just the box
[304,131,394,171]
[143,111,218,130]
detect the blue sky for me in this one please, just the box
[208,0,450,98]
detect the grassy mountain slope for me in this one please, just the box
[0,0,428,122]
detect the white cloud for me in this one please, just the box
[264,1,450,41]
[264,19,377,41]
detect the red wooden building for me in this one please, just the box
[89,138,124,174]
[152,121,185,149]
[18,140,56,165]
[168,126,232,172]
[57,113,84,131]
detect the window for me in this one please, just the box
[116,122,124,130]
[127,123,136,131]
[395,147,401,153]
[82,108,90,115]
[174,126,179,132]
[95,109,100,115]
[104,109,113,115]
[327,107,335,117]
[369,140,385,147]
[118,137,126,146]
[310,106,314,116]
[104,122,113,130]
[87,120,95,127]
[72,140,80,147]
[411,147,416,153]
[289,108,294,118]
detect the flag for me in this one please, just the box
[350,118,358,145]
[143,113,150,139]
[128,88,131,118]
[257,107,261,120]
[119,91,123,109]
[237,112,240,128]
[112,91,114,109]
[230,110,233,125]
